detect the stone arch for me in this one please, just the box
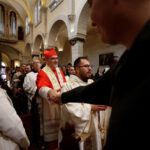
[34,32,45,44]
[0,44,21,60]
[0,44,22,68]
[48,17,72,66]
[0,52,11,67]
[47,15,70,47]
[74,0,90,37]
[33,34,44,54]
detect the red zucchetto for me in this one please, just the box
[43,48,57,59]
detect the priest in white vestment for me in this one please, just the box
[60,57,111,150]
[23,59,41,112]
[0,88,30,150]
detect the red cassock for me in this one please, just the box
[36,68,66,90]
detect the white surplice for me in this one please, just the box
[0,88,30,150]
[60,75,112,150]
[23,71,38,111]
[37,65,66,142]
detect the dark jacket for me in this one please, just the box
[62,20,150,150]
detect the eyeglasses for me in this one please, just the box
[79,65,92,68]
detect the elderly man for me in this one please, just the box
[0,87,30,150]
[60,57,110,150]
[50,0,150,150]
[36,48,66,150]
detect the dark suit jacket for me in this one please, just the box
[62,20,150,150]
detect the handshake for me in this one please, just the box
[48,89,62,104]
[47,89,107,111]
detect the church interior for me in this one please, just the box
[0,0,126,73]
[0,0,127,150]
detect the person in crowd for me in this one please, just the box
[20,64,26,74]
[5,67,12,87]
[49,0,150,150]
[0,87,30,150]
[68,66,76,76]
[23,59,41,112]
[23,59,43,149]
[11,67,22,89]
[12,64,26,89]
[94,66,104,80]
[62,66,67,76]
[25,64,32,74]
[64,66,76,81]
[36,48,66,150]
[66,63,72,76]
[13,65,28,115]
[60,57,110,150]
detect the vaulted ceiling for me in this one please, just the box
[0,0,46,23]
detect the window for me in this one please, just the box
[25,17,29,35]
[10,11,16,38]
[49,0,63,11]
[0,5,5,37]
[35,0,41,25]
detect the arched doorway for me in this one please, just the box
[48,20,71,66]
[0,44,22,68]
[33,35,44,62]
[75,1,90,37]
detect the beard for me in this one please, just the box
[80,73,91,82]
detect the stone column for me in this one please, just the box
[70,37,85,64]
[28,23,33,41]
[41,6,47,35]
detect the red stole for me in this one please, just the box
[36,68,66,90]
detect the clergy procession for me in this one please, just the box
[0,47,111,150]
[1,0,150,150]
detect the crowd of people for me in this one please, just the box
[1,0,150,150]
[0,50,115,150]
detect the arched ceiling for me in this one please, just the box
[0,0,46,23]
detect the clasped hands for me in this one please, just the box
[48,89,62,104]
[48,89,107,112]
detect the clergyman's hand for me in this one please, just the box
[48,89,62,104]
[91,104,107,111]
